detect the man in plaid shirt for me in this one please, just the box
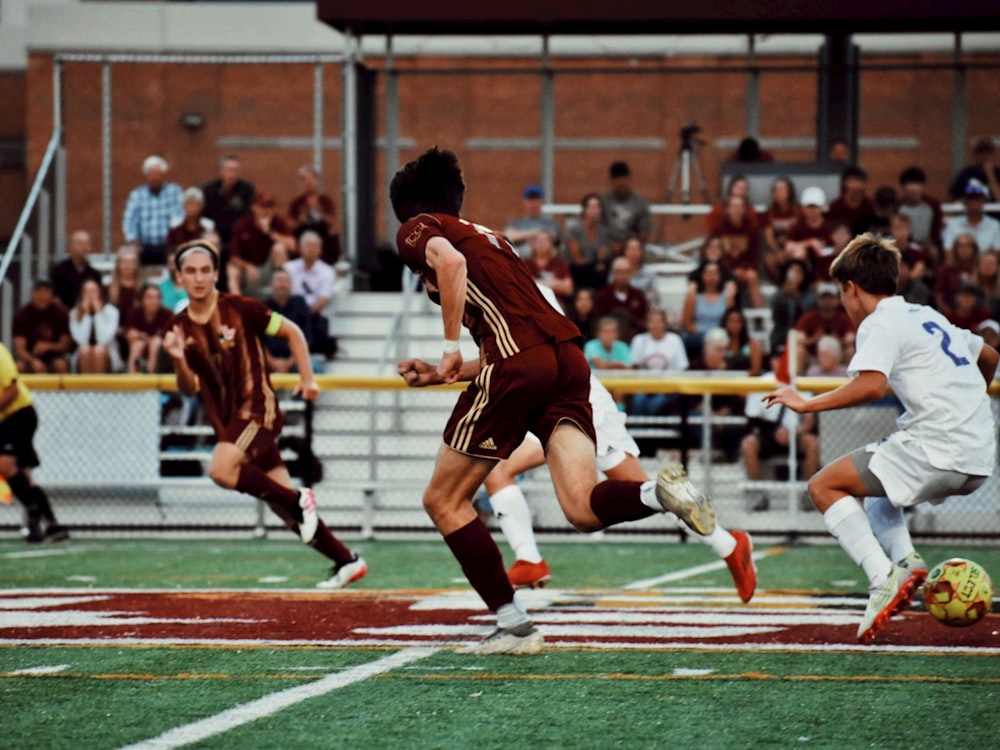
[123,155,184,268]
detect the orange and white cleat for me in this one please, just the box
[724,530,757,603]
[507,559,551,589]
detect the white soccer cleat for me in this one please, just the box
[457,623,544,655]
[857,563,921,642]
[316,556,368,590]
[655,462,717,536]
[298,488,319,544]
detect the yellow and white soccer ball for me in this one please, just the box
[923,558,993,627]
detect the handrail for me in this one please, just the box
[0,128,62,285]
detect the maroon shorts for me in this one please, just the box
[443,340,596,459]
[221,418,284,472]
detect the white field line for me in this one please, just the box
[624,548,772,590]
[116,647,437,750]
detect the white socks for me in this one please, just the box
[490,484,542,564]
[639,480,737,558]
[496,591,531,628]
[639,480,660,512]
[824,496,893,586]
[863,496,915,564]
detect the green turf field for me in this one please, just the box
[3,538,999,749]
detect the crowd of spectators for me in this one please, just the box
[11,153,342,378]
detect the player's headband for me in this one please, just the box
[175,240,220,270]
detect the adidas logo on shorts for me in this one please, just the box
[478,437,498,450]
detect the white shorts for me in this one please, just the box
[856,431,988,508]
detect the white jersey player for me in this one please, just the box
[485,283,758,601]
[765,233,999,643]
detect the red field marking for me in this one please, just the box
[0,589,997,653]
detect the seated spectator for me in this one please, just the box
[890,212,933,284]
[769,259,810,355]
[201,154,256,289]
[691,235,739,292]
[503,184,563,258]
[942,179,1000,254]
[793,282,856,372]
[805,335,849,377]
[827,138,850,165]
[706,174,760,233]
[761,175,801,284]
[567,287,598,340]
[741,377,820,512]
[946,283,991,332]
[726,136,775,163]
[107,245,143,360]
[564,192,611,291]
[166,187,215,255]
[826,165,875,234]
[977,319,1000,350]
[973,250,1000,315]
[287,165,339,263]
[859,185,898,236]
[526,229,573,308]
[159,248,189,312]
[948,136,1000,202]
[263,268,314,374]
[720,306,763,375]
[897,165,944,251]
[584,316,633,410]
[228,190,296,295]
[629,308,689,416]
[122,155,183,268]
[621,236,659,308]
[805,220,852,291]
[594,256,649,342]
[897,253,933,307]
[69,279,120,374]
[125,284,173,374]
[681,259,734,361]
[50,230,102,310]
[785,186,833,280]
[686,327,745,462]
[710,194,763,308]
[284,230,338,359]
[600,161,652,255]
[934,233,979,316]
[12,278,72,374]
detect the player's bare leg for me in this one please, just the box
[808,454,921,641]
[425,444,542,655]
[484,437,550,589]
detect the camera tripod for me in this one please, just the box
[665,124,712,208]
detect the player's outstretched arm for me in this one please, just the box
[763,370,887,414]
[163,324,199,395]
[977,343,999,386]
[276,317,319,401]
[399,357,481,387]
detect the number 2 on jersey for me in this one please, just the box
[922,321,970,366]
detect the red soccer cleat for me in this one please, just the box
[508,559,551,589]
[724,530,757,603]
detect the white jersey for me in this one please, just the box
[849,295,996,476]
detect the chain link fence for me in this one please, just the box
[2,374,997,542]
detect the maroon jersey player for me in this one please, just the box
[163,239,365,589]
[391,148,718,654]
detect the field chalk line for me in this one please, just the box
[117,647,438,750]
[624,546,788,590]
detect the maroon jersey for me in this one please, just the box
[169,294,282,435]
[396,214,581,364]
[126,306,173,337]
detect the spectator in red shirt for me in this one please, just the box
[711,193,763,308]
[934,233,979,317]
[761,176,801,284]
[786,186,833,283]
[793,282,856,372]
[125,284,174,374]
[827,165,876,234]
[525,229,573,309]
[946,283,991,332]
[228,191,296,295]
[287,165,339,264]
[13,279,72,374]
[594,256,649,342]
[166,187,215,256]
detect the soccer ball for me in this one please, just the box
[923,558,993,627]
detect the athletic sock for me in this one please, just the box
[309,520,356,567]
[589,480,655,527]
[863,496,916,564]
[490,484,542,563]
[688,522,737,559]
[235,465,302,519]
[824,496,893,586]
[444,518,516,612]
[496,591,532,630]
[7,473,51,521]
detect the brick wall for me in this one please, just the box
[23,51,1000,255]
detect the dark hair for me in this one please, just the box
[768,175,798,210]
[725,174,748,197]
[841,165,868,183]
[609,161,631,178]
[693,259,723,293]
[389,147,465,224]
[899,166,926,185]
[720,305,750,348]
[781,258,812,292]
[737,138,762,161]
[830,233,900,296]
[580,192,601,210]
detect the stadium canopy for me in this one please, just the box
[317,1,1000,36]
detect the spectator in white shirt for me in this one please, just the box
[942,179,1000,254]
[283,230,338,359]
[629,308,688,416]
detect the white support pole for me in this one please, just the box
[341,33,360,267]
